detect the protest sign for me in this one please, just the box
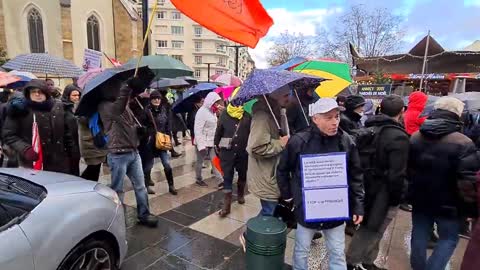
[358,84,392,100]
[82,49,103,71]
[303,188,349,222]
[300,152,349,223]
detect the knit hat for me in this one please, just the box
[344,95,366,111]
[150,90,162,100]
[380,95,405,117]
[434,96,465,117]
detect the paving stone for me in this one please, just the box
[146,255,202,270]
[121,245,167,270]
[160,210,200,227]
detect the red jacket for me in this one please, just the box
[404,91,428,135]
[461,172,480,270]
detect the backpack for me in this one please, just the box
[349,125,401,183]
[89,112,108,149]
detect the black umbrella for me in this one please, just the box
[172,83,217,113]
[177,76,198,85]
[76,63,154,117]
[150,78,190,89]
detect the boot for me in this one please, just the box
[144,170,155,187]
[144,171,155,194]
[165,168,177,195]
[219,192,233,217]
[170,149,182,158]
[138,214,158,227]
[237,181,246,204]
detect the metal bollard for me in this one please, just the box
[245,216,287,270]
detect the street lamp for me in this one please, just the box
[224,44,246,77]
[204,62,216,82]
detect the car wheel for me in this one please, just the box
[57,238,118,270]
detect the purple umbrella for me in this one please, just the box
[233,69,325,133]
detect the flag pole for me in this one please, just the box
[134,0,158,77]
[419,30,430,91]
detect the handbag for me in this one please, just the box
[147,109,172,151]
[218,120,241,150]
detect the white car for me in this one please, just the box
[0,168,127,270]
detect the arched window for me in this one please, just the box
[86,15,101,51]
[27,8,45,53]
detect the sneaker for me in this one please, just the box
[171,151,182,158]
[196,180,208,187]
[138,215,158,227]
[348,264,367,270]
[364,264,387,270]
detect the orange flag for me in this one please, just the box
[171,0,273,48]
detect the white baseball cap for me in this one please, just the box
[309,98,344,116]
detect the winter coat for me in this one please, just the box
[186,107,199,139]
[340,110,362,134]
[2,98,73,173]
[194,92,221,151]
[404,91,428,135]
[362,114,409,231]
[276,125,365,230]
[461,173,480,270]
[247,98,285,201]
[214,110,251,154]
[98,85,140,154]
[286,94,315,134]
[63,101,80,175]
[408,109,479,218]
[138,103,171,157]
[78,117,107,165]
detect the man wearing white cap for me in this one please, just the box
[277,98,365,270]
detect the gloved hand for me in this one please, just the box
[127,77,148,96]
[23,147,39,162]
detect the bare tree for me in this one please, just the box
[320,5,405,62]
[266,32,318,67]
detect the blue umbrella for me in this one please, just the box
[150,78,190,89]
[270,56,307,71]
[2,53,83,78]
[172,83,217,113]
[76,63,154,117]
[232,69,325,105]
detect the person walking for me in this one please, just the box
[277,98,364,270]
[138,90,177,195]
[194,91,224,186]
[214,100,251,217]
[2,79,74,173]
[98,77,158,227]
[247,91,290,216]
[404,91,428,135]
[408,97,479,270]
[62,84,81,176]
[340,95,366,133]
[346,95,409,270]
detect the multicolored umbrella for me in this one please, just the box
[211,74,242,87]
[0,72,21,87]
[293,59,352,98]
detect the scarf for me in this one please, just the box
[227,103,244,120]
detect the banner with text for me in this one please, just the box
[358,84,392,100]
[300,153,349,222]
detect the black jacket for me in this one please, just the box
[2,98,73,173]
[286,94,315,134]
[186,107,199,139]
[409,109,479,218]
[98,85,140,154]
[362,114,409,230]
[214,110,251,154]
[340,110,362,134]
[277,125,365,230]
[138,103,172,157]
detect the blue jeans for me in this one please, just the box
[107,151,150,219]
[141,150,172,172]
[410,211,460,270]
[259,200,278,216]
[293,223,347,270]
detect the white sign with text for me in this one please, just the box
[300,153,347,189]
[303,187,349,222]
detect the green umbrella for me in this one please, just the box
[126,55,193,80]
[243,99,257,115]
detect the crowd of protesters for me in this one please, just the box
[1,75,480,270]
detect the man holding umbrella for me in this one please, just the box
[98,76,158,227]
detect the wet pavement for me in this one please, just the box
[96,141,468,270]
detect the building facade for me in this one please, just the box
[0,0,142,69]
[135,0,255,81]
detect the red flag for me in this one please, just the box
[32,114,43,170]
[171,0,273,48]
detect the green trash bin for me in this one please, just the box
[245,216,287,270]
